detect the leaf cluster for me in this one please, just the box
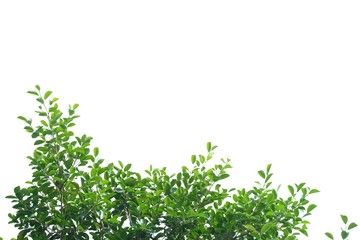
[3,86,358,240]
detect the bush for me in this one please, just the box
[3,86,357,239]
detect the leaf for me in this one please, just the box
[17,116,27,122]
[218,173,230,181]
[36,97,44,104]
[35,85,41,91]
[296,182,306,191]
[341,214,348,224]
[266,164,272,174]
[245,224,257,232]
[307,204,317,213]
[34,140,44,145]
[325,232,334,240]
[44,90,52,100]
[288,185,295,196]
[124,163,132,171]
[94,147,99,157]
[207,142,211,152]
[348,222,358,230]
[341,230,349,239]
[27,90,38,96]
[261,222,273,234]
[258,170,265,179]
[191,155,196,164]
[40,120,48,127]
[309,189,320,194]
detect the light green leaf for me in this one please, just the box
[27,90,38,96]
[207,142,211,152]
[261,222,273,234]
[307,204,317,213]
[288,185,295,196]
[44,90,52,100]
[40,120,48,127]
[191,155,196,164]
[309,189,320,194]
[94,147,99,157]
[266,164,272,174]
[17,116,27,122]
[245,224,257,232]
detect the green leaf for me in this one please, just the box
[348,222,358,230]
[17,116,27,122]
[124,163,132,171]
[40,120,48,127]
[207,142,211,152]
[258,170,265,179]
[288,185,295,196]
[296,182,306,191]
[44,90,52,100]
[218,173,230,181]
[35,85,41,91]
[341,230,349,239]
[261,222,273,234]
[309,189,320,194]
[266,164,272,174]
[94,147,99,157]
[245,224,257,232]
[307,204,317,213]
[34,140,44,145]
[325,232,334,240]
[27,90,38,96]
[36,97,44,104]
[341,214,348,224]
[191,155,196,164]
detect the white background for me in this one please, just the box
[1,1,360,239]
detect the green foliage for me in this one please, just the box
[3,86,358,239]
[325,215,358,240]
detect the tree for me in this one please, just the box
[3,86,357,239]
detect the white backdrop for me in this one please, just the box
[1,1,359,239]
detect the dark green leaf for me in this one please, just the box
[34,140,44,145]
[325,232,334,240]
[348,222,358,230]
[341,230,349,239]
[124,163,132,171]
[341,214,348,224]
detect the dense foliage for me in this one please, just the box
[3,86,357,239]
